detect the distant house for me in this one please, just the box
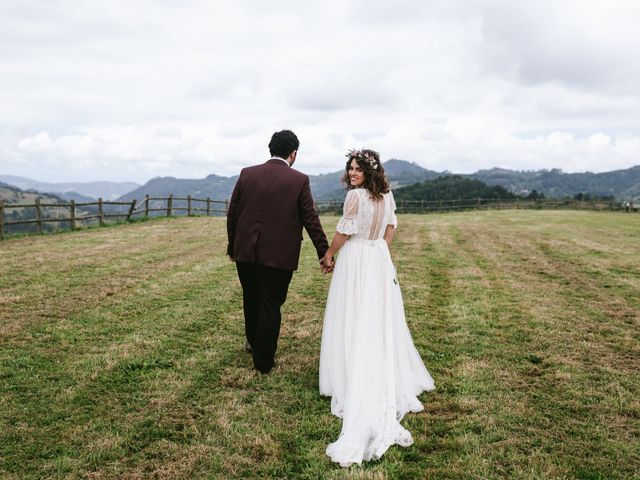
[625,201,640,212]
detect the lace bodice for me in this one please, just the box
[336,189,398,240]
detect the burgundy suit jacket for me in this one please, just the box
[226,159,329,271]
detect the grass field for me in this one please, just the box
[1,211,639,479]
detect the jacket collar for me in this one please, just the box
[266,157,291,167]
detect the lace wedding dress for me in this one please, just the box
[319,188,435,466]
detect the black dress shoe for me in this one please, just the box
[244,340,253,353]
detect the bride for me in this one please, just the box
[319,149,435,467]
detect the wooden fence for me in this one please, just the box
[0,195,227,240]
[0,195,628,240]
[314,197,623,214]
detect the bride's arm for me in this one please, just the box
[322,190,359,270]
[322,232,349,268]
[383,224,395,248]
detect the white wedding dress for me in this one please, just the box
[319,188,435,466]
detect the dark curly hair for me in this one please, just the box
[268,130,299,159]
[342,148,390,200]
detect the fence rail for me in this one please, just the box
[314,197,623,214]
[0,195,228,240]
[0,195,630,240]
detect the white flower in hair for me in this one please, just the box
[347,149,379,170]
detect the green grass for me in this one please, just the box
[1,211,639,479]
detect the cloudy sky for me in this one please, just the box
[1,0,639,183]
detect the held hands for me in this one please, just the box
[321,233,348,275]
[320,253,335,274]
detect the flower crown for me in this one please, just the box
[346,149,379,170]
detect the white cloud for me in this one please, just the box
[0,0,639,183]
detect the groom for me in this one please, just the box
[226,130,329,374]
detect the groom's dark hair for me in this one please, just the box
[269,130,299,159]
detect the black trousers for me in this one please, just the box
[236,262,293,373]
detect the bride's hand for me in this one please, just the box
[321,253,335,274]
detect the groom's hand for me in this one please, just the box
[320,254,335,274]
[319,258,327,274]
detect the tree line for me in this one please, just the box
[392,175,615,202]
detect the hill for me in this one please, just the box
[118,173,237,202]
[0,181,65,204]
[116,161,640,203]
[118,159,440,203]
[5,161,640,204]
[394,175,518,201]
[0,175,140,201]
[295,158,441,200]
[471,166,640,200]
[1,182,71,234]
[1,212,638,478]
[384,158,442,186]
[0,182,101,234]
[56,190,98,203]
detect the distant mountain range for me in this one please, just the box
[3,161,640,204]
[117,159,445,203]
[306,159,443,201]
[469,166,640,200]
[0,181,93,234]
[0,175,140,201]
[118,174,235,202]
[119,160,640,202]
[0,181,67,205]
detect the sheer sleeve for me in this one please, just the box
[336,189,359,235]
[387,191,398,228]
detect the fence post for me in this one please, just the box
[144,195,149,218]
[98,198,104,226]
[206,197,211,216]
[126,199,137,222]
[167,195,173,217]
[187,195,192,216]
[225,199,229,214]
[35,198,43,234]
[70,199,76,230]
[0,200,4,240]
